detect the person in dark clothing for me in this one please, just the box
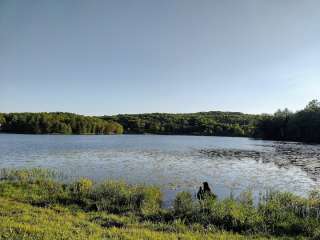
[197,182,216,200]
[197,186,204,200]
[203,182,211,194]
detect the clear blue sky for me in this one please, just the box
[1,0,319,115]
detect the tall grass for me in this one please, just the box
[172,188,320,237]
[0,168,162,215]
[0,168,56,183]
[1,168,320,238]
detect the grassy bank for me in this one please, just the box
[0,169,319,239]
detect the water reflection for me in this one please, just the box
[0,134,319,206]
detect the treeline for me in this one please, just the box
[254,100,320,143]
[0,112,123,134]
[2,100,319,141]
[102,112,259,137]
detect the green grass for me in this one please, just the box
[0,168,317,239]
[0,197,294,240]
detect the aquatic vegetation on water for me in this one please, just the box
[0,168,319,239]
[200,143,320,181]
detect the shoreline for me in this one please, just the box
[1,168,320,239]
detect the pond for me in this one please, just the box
[1,134,319,206]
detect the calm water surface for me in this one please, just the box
[1,134,319,206]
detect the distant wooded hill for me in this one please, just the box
[0,112,123,134]
[1,100,320,143]
[102,100,320,143]
[102,111,259,137]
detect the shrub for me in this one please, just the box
[173,192,194,218]
[186,197,264,233]
[138,186,162,216]
[71,178,93,198]
[91,181,162,215]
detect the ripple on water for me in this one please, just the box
[0,134,319,206]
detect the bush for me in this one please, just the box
[91,181,162,215]
[138,185,162,216]
[191,198,263,233]
[173,192,194,218]
[71,178,93,198]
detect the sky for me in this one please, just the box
[1,0,320,115]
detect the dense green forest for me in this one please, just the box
[0,111,259,137]
[102,112,259,137]
[102,100,320,143]
[0,112,123,134]
[254,100,320,143]
[1,100,319,142]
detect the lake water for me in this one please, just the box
[1,134,320,206]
